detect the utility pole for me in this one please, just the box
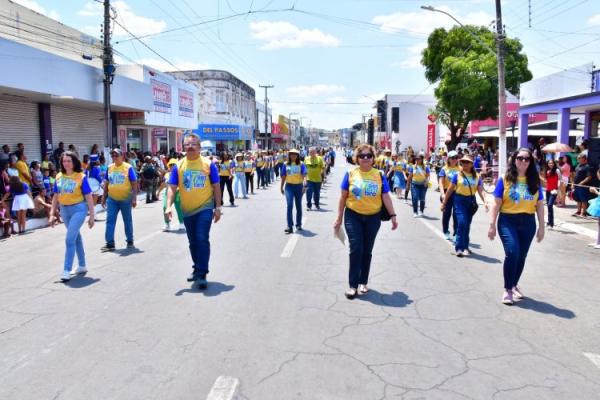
[259,85,274,150]
[495,0,507,175]
[102,0,115,150]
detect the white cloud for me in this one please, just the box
[134,58,210,72]
[286,84,345,98]
[79,1,167,38]
[13,0,60,20]
[588,14,600,26]
[373,7,494,36]
[391,42,426,69]
[250,21,341,50]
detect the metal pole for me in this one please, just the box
[259,85,273,149]
[103,0,113,149]
[495,0,507,175]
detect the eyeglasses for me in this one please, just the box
[449,156,458,160]
[185,142,200,148]
[516,156,531,162]
[357,153,374,160]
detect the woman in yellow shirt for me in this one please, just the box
[334,144,398,299]
[407,154,430,217]
[441,155,488,257]
[438,150,460,240]
[218,152,235,206]
[49,151,96,282]
[488,148,545,305]
[280,149,307,234]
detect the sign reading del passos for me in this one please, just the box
[151,79,172,114]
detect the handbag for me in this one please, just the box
[379,171,392,221]
[461,172,479,215]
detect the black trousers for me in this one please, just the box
[220,176,234,205]
[245,172,254,194]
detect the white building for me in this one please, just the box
[381,94,438,154]
[0,0,152,162]
[255,101,272,149]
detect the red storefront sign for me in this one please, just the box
[117,112,145,125]
[178,89,193,118]
[427,124,436,151]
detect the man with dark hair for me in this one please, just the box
[0,145,9,169]
[53,142,65,164]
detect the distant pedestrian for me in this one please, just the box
[441,155,488,257]
[280,149,307,234]
[101,148,138,252]
[333,144,398,299]
[233,153,247,199]
[488,148,545,305]
[160,159,184,232]
[243,154,255,195]
[165,134,222,289]
[407,154,430,217]
[573,153,593,217]
[141,156,159,203]
[218,152,235,206]
[305,147,325,211]
[438,150,460,240]
[586,169,600,249]
[543,159,559,228]
[49,151,96,282]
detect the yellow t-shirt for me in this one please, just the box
[107,162,135,201]
[16,160,32,185]
[218,160,233,177]
[305,156,324,182]
[256,157,265,168]
[343,168,386,216]
[495,176,543,214]
[282,163,306,185]
[243,161,254,173]
[234,161,244,173]
[409,164,430,184]
[169,157,217,216]
[452,171,481,197]
[440,166,460,189]
[55,172,90,205]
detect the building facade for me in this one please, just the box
[382,95,438,154]
[168,70,256,153]
[255,101,272,150]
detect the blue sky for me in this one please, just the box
[15,0,600,129]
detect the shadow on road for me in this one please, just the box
[468,252,501,264]
[358,290,413,308]
[115,248,144,257]
[297,229,317,238]
[514,298,576,319]
[174,282,235,297]
[421,215,440,221]
[61,276,101,289]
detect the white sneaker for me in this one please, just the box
[444,232,451,240]
[404,199,408,204]
[595,244,600,250]
[163,223,170,232]
[588,242,597,247]
[418,211,423,217]
[60,270,71,281]
[74,266,88,275]
[179,223,185,231]
[413,213,418,218]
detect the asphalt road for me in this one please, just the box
[1,161,600,400]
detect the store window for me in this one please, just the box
[127,129,144,152]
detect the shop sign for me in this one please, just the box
[151,79,172,114]
[196,124,253,141]
[117,112,145,125]
[178,89,194,118]
[427,124,436,151]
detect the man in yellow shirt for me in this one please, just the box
[305,147,325,211]
[165,133,222,289]
[101,148,138,251]
[15,151,32,185]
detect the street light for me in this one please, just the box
[421,4,507,175]
[289,112,298,148]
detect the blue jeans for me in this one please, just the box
[442,192,457,235]
[498,213,536,290]
[454,194,474,252]
[306,181,322,208]
[285,183,303,228]
[105,196,133,245]
[344,208,381,288]
[411,184,427,213]
[257,168,266,188]
[234,172,247,198]
[183,208,214,275]
[546,190,557,227]
[60,201,87,272]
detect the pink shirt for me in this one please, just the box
[560,163,570,178]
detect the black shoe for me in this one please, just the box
[296,226,303,231]
[187,269,200,282]
[197,276,208,290]
[284,227,293,234]
[126,241,135,249]
[315,206,321,211]
[101,243,115,252]
[307,206,312,211]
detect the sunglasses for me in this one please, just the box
[449,156,458,160]
[185,142,200,147]
[357,153,374,160]
[516,156,531,162]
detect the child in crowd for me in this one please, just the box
[1,176,33,234]
[0,200,12,238]
[32,187,52,219]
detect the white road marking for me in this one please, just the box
[418,217,454,248]
[135,230,163,245]
[555,220,596,239]
[584,352,600,369]
[206,376,240,400]
[280,216,307,258]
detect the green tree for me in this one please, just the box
[421,25,532,150]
